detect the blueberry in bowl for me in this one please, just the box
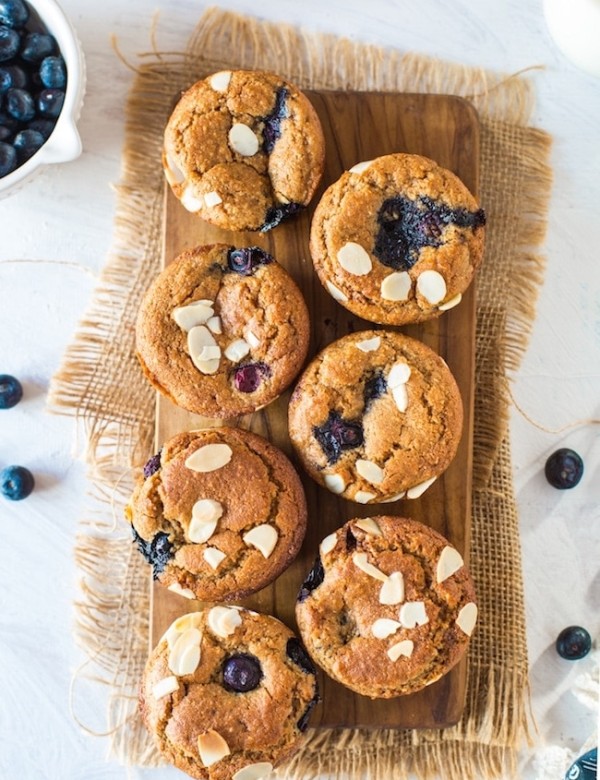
[0,0,85,197]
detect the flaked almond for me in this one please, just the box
[168,627,202,676]
[352,552,388,582]
[354,490,377,504]
[439,292,462,311]
[167,583,196,600]
[320,532,338,556]
[187,326,219,374]
[324,473,345,494]
[325,280,348,302]
[355,336,381,352]
[354,518,382,536]
[207,606,243,638]
[192,498,223,524]
[381,271,411,301]
[173,301,214,331]
[356,459,385,485]
[188,518,218,544]
[209,70,232,92]
[164,152,185,185]
[388,362,411,388]
[381,492,406,502]
[372,618,402,639]
[206,315,222,334]
[203,547,226,570]
[181,186,204,213]
[348,159,373,174]
[387,639,414,661]
[436,545,464,583]
[243,524,278,558]
[379,571,405,605]
[337,242,372,276]
[406,475,437,499]
[392,384,409,413]
[198,730,230,767]
[185,443,233,473]
[151,675,179,700]
[229,123,260,156]
[161,612,202,650]
[456,602,478,636]
[245,329,260,349]
[224,338,250,362]
[416,270,447,304]
[232,763,274,780]
[399,601,429,628]
[203,191,222,208]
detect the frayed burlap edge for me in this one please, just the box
[48,7,552,779]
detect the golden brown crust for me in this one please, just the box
[163,69,326,232]
[140,607,318,779]
[126,428,307,601]
[288,330,463,503]
[295,517,477,698]
[310,153,485,324]
[135,244,310,418]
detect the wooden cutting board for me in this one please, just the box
[150,91,480,729]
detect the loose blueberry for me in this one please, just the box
[20,31,56,62]
[226,246,273,276]
[6,86,34,121]
[233,361,270,393]
[313,410,364,465]
[0,25,20,61]
[374,195,486,271]
[0,373,23,408]
[0,63,27,91]
[27,117,54,139]
[143,451,162,478]
[260,201,302,232]
[131,528,173,579]
[13,127,43,162]
[297,556,325,602]
[262,87,289,153]
[565,747,597,780]
[556,626,592,660]
[36,87,64,118]
[0,139,16,175]
[0,0,29,29]
[222,653,263,692]
[544,448,584,489]
[286,637,316,675]
[297,692,319,732]
[0,465,34,500]
[363,370,387,408]
[39,55,65,89]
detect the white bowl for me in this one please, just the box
[0,0,86,198]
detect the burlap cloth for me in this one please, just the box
[49,8,553,779]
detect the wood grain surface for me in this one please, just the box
[151,91,480,729]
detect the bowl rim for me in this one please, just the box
[0,0,86,194]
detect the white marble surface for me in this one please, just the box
[1,1,598,778]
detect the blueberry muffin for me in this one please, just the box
[125,428,307,601]
[288,330,463,503]
[310,153,485,324]
[296,516,477,698]
[136,244,310,418]
[140,607,319,779]
[163,69,325,232]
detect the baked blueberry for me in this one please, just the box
[0,373,23,408]
[286,637,316,674]
[260,201,302,232]
[222,653,263,692]
[545,448,584,489]
[6,86,34,121]
[297,692,319,732]
[226,246,273,276]
[313,409,364,465]
[20,31,56,62]
[262,86,288,153]
[0,0,29,29]
[37,87,64,118]
[143,451,161,478]
[297,556,325,603]
[0,139,16,175]
[0,24,20,61]
[39,55,65,89]
[363,370,387,408]
[131,528,173,579]
[233,361,270,393]
[13,127,43,161]
[556,625,592,660]
[0,465,34,500]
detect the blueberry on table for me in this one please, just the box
[0,465,34,500]
[0,0,29,29]
[0,140,16,175]
[0,373,23,408]
[222,653,263,692]
[13,127,43,161]
[565,748,597,780]
[545,448,584,489]
[39,55,66,89]
[556,625,592,660]
[6,86,34,121]
[0,24,20,61]
[37,87,64,118]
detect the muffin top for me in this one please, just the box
[125,428,307,602]
[136,244,310,418]
[141,607,319,779]
[295,516,477,698]
[310,153,485,325]
[288,330,463,503]
[163,69,326,232]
